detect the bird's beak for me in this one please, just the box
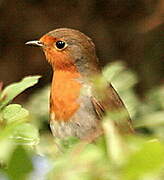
[25,40,44,47]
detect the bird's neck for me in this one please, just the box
[50,68,82,121]
[75,56,101,78]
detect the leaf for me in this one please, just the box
[103,61,125,82]
[11,123,39,145]
[0,76,41,109]
[6,145,33,180]
[122,140,164,180]
[2,104,29,124]
[102,115,128,165]
[0,139,15,162]
[136,111,164,128]
[60,136,79,149]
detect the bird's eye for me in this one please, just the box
[55,40,67,50]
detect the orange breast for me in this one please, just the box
[50,70,81,121]
[40,34,82,121]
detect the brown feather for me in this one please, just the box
[91,83,134,134]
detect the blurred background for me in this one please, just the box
[0,0,163,102]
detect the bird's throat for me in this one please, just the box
[50,69,81,121]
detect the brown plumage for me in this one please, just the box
[26,28,134,140]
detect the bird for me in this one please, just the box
[26,28,134,141]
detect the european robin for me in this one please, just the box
[26,28,134,141]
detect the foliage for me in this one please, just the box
[0,63,164,180]
[0,76,40,179]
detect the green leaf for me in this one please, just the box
[6,145,33,180]
[112,70,138,91]
[136,111,164,128]
[11,123,39,145]
[103,61,125,82]
[60,136,79,150]
[103,115,128,165]
[92,75,108,100]
[0,76,41,109]
[2,104,29,124]
[122,140,164,180]
[0,139,15,162]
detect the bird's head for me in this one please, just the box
[26,28,99,76]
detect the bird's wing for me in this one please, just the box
[91,83,134,134]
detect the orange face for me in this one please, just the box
[39,35,75,71]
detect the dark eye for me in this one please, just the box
[55,41,67,50]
